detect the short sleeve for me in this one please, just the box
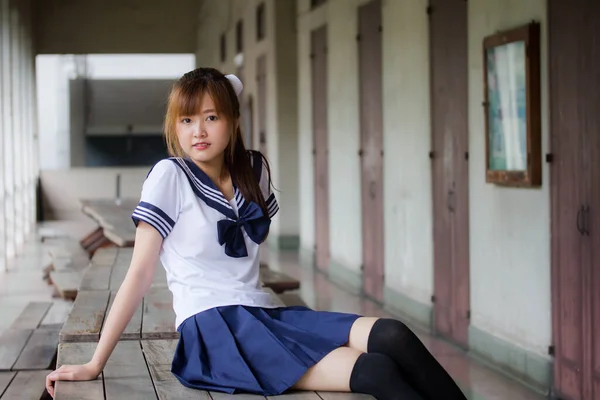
[131,159,181,238]
[258,157,279,219]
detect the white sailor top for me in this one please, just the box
[131,151,284,329]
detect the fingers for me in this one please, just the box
[46,366,71,398]
[45,373,54,398]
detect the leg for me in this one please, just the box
[349,317,467,400]
[292,347,424,400]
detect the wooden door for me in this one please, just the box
[358,0,384,302]
[549,0,600,398]
[311,25,329,272]
[256,54,267,155]
[429,0,470,348]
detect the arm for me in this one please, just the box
[90,222,163,370]
[45,222,163,397]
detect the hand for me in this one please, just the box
[45,362,101,398]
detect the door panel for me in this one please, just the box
[256,55,267,155]
[311,25,330,272]
[358,0,384,302]
[549,0,599,398]
[583,3,600,398]
[429,0,469,347]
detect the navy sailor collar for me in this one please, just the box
[168,157,271,258]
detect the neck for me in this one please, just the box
[193,154,228,184]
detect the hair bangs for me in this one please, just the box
[169,80,234,119]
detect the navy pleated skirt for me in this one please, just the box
[171,305,361,396]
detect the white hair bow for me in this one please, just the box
[225,74,243,96]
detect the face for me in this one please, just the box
[175,93,237,165]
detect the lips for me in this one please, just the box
[193,142,210,150]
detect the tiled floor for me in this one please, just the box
[0,228,546,400]
[261,249,547,400]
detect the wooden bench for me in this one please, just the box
[54,339,372,400]
[43,237,92,300]
[59,248,304,344]
[80,198,138,248]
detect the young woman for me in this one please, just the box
[45,68,466,400]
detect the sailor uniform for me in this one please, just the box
[131,151,360,396]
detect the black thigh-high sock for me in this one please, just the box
[367,318,467,400]
[349,352,425,400]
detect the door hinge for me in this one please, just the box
[548,345,555,356]
[356,34,361,41]
[465,151,469,160]
[429,151,435,159]
[466,310,471,319]
[426,6,433,16]
[545,153,554,163]
[431,295,436,303]
[358,149,364,157]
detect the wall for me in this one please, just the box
[381,0,433,309]
[196,0,300,248]
[33,0,199,54]
[468,0,550,362]
[37,55,195,170]
[297,0,366,276]
[0,0,37,268]
[295,0,552,388]
[40,168,149,222]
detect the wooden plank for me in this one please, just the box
[0,370,52,400]
[141,340,209,400]
[317,392,375,400]
[278,292,308,308]
[9,302,52,330]
[151,263,168,288]
[55,342,104,400]
[104,228,135,247]
[0,371,16,396]
[101,291,143,340]
[59,291,110,343]
[90,247,119,266]
[79,264,112,291]
[210,392,266,400]
[0,329,33,371]
[266,392,321,400]
[109,249,133,290]
[259,268,300,293]
[50,271,85,300]
[12,325,60,370]
[103,340,157,399]
[210,392,265,400]
[141,288,177,340]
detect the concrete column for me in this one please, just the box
[2,0,15,260]
[268,0,299,249]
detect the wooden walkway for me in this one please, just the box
[0,302,62,400]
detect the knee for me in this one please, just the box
[368,318,413,350]
[350,353,402,389]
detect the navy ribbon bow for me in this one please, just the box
[217,201,271,258]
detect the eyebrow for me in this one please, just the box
[202,109,216,114]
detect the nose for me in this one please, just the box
[192,122,207,138]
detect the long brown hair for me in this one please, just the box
[164,67,272,216]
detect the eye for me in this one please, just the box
[206,115,218,122]
[181,118,192,124]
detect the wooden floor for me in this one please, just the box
[0,225,546,400]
